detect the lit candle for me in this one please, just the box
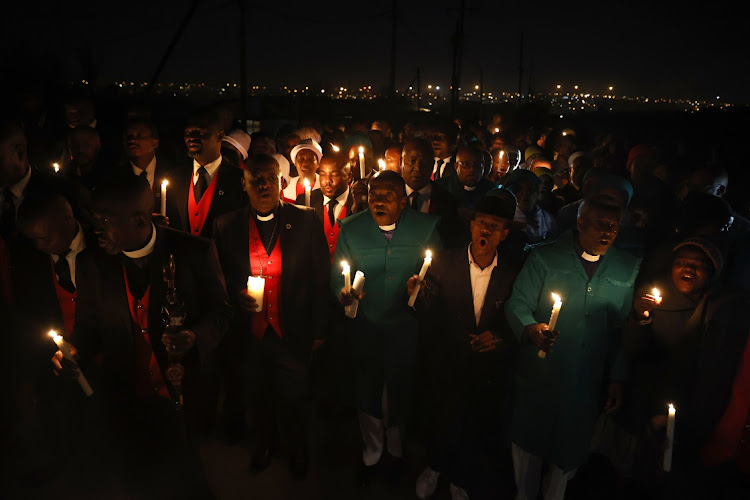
[358,146,366,180]
[342,261,351,294]
[538,292,562,358]
[644,287,662,318]
[53,162,60,173]
[407,250,432,307]
[246,276,265,311]
[49,330,93,396]
[331,143,341,153]
[345,270,366,318]
[664,403,676,472]
[378,159,386,171]
[304,178,311,207]
[160,180,168,217]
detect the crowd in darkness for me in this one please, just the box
[1,87,749,500]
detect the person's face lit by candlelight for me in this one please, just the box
[318,157,348,200]
[384,146,402,173]
[401,139,432,191]
[242,155,281,215]
[368,173,407,227]
[671,246,713,299]
[576,202,621,256]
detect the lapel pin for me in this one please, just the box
[286,224,291,229]
[218,190,224,196]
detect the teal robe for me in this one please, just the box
[505,230,640,471]
[331,208,441,425]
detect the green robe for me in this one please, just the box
[505,230,640,471]
[331,208,441,425]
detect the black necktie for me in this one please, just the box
[327,199,337,227]
[139,169,147,179]
[434,159,443,179]
[410,192,420,211]
[194,167,209,203]
[0,188,16,242]
[55,249,75,293]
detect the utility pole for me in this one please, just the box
[517,32,524,106]
[448,1,478,119]
[389,0,397,97]
[149,0,201,91]
[478,65,483,124]
[238,0,248,131]
[416,66,421,110]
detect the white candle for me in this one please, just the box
[378,159,386,171]
[53,162,60,173]
[304,178,311,207]
[664,403,676,471]
[358,146,366,180]
[160,180,168,217]
[247,276,265,312]
[342,261,351,293]
[407,250,432,307]
[331,144,341,153]
[538,292,562,358]
[345,271,365,318]
[49,330,93,397]
[644,287,662,318]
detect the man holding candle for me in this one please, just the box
[332,170,441,486]
[165,107,246,238]
[505,197,640,500]
[212,153,329,479]
[407,193,521,499]
[55,173,230,497]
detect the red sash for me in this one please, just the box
[324,201,347,260]
[51,258,76,338]
[122,267,171,400]
[187,171,219,235]
[295,179,306,197]
[248,218,284,340]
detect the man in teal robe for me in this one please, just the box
[332,170,440,484]
[505,197,640,500]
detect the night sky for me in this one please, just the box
[4,0,748,102]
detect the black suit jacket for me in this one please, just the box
[72,226,231,399]
[421,182,464,248]
[416,246,520,378]
[166,158,246,238]
[212,202,331,362]
[294,188,354,224]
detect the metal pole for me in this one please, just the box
[148,0,201,91]
[389,0,397,97]
[416,67,421,110]
[238,0,248,131]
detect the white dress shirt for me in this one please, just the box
[323,188,350,220]
[405,183,432,214]
[51,223,86,288]
[131,155,157,188]
[468,244,498,325]
[433,157,451,178]
[193,155,223,185]
[2,165,32,217]
[282,174,320,200]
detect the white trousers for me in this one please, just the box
[358,385,403,466]
[512,443,577,500]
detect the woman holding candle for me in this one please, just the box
[281,139,321,201]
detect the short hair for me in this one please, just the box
[93,173,154,215]
[319,153,349,173]
[0,118,25,144]
[68,125,100,145]
[245,153,280,174]
[185,107,222,131]
[402,137,433,159]
[368,170,407,197]
[577,196,623,221]
[123,117,159,140]
[17,193,73,230]
[295,126,321,145]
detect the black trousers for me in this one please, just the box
[242,327,310,451]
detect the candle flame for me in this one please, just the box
[48,330,57,338]
[425,250,432,259]
[652,288,660,298]
[161,179,168,187]
[378,159,385,170]
[331,143,340,152]
[499,151,504,159]
[358,146,364,154]
[304,178,311,188]
[551,292,561,303]
[341,260,349,270]
[53,163,60,172]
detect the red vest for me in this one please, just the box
[324,201,347,261]
[701,329,750,473]
[123,267,171,400]
[51,258,76,338]
[187,171,219,235]
[248,218,283,340]
[295,180,306,197]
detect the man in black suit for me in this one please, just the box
[435,146,498,209]
[166,107,245,238]
[295,153,353,260]
[53,174,230,498]
[401,137,463,248]
[408,193,520,499]
[213,153,330,479]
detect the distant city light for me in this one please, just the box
[556,84,561,89]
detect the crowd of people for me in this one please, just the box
[1,90,749,500]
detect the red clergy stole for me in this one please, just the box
[324,202,347,260]
[295,180,306,197]
[122,267,171,400]
[701,330,750,472]
[248,218,283,340]
[187,171,218,235]
[51,259,76,338]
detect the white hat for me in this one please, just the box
[222,129,252,160]
[568,151,587,168]
[273,153,291,184]
[290,139,323,165]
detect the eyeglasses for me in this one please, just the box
[456,161,483,170]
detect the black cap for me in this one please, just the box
[474,190,516,220]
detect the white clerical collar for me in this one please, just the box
[323,187,350,206]
[256,213,274,221]
[463,184,477,191]
[123,224,157,259]
[9,165,32,199]
[379,223,396,231]
[581,251,600,262]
